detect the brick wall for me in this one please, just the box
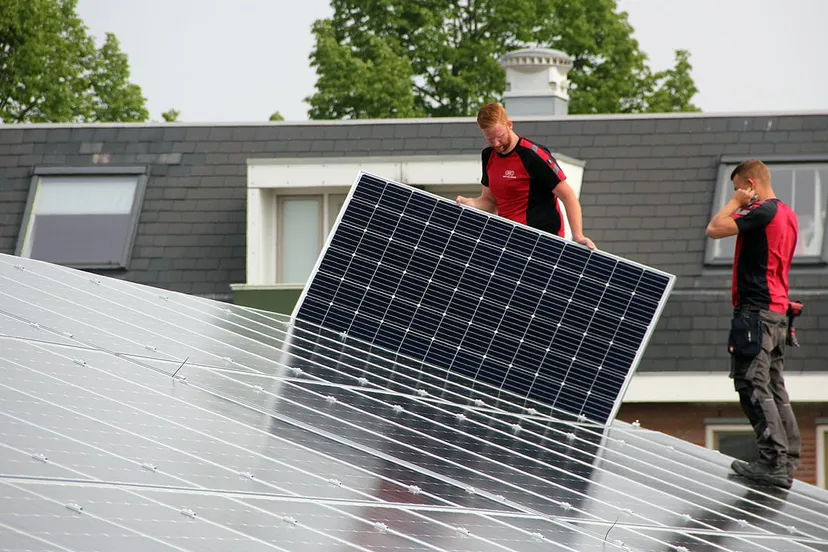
[617,402,828,486]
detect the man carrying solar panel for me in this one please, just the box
[456,103,597,250]
[705,159,801,489]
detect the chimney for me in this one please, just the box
[499,47,573,116]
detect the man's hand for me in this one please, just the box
[573,234,596,250]
[456,195,474,207]
[733,188,755,208]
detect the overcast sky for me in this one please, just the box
[75,0,828,123]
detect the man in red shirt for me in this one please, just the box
[457,103,596,250]
[706,159,801,489]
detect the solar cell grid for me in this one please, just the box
[3,252,828,552]
[292,172,675,424]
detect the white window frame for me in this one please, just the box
[274,189,349,285]
[705,156,828,266]
[705,422,755,455]
[243,154,585,287]
[817,423,828,489]
[15,166,148,270]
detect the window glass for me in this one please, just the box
[715,430,759,463]
[20,175,141,267]
[707,163,828,263]
[279,197,322,284]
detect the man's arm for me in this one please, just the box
[457,147,497,213]
[517,143,596,249]
[705,188,768,239]
[457,185,497,214]
[553,180,593,247]
[705,198,743,239]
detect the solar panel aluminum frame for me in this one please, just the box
[287,170,677,425]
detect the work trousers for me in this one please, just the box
[730,309,801,470]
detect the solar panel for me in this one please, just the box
[290,172,675,425]
[2,252,828,552]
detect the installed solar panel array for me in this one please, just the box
[2,252,828,551]
[292,172,674,425]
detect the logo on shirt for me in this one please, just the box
[503,169,517,179]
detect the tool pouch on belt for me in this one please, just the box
[728,311,762,357]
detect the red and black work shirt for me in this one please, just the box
[481,137,567,237]
[730,198,798,314]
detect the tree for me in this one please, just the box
[89,33,149,122]
[269,110,285,121]
[306,18,418,120]
[305,0,700,119]
[162,108,181,122]
[642,49,700,113]
[0,0,148,123]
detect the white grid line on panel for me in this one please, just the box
[342,193,415,339]
[8,322,828,548]
[0,520,78,552]
[183,373,681,552]
[0,343,470,515]
[495,238,565,396]
[520,256,588,409]
[3,344,627,552]
[458,227,528,384]
[306,257,649,364]
[284,318,580,421]
[0,355,414,510]
[3,254,824,548]
[314,188,394,332]
[579,270,644,409]
[0,263,295,376]
[275,321,828,529]
[188,364,792,547]
[276,321,828,528]
[293,259,641,420]
[358,199,438,347]
[292,174,671,424]
[198,369,808,552]
[402,212,482,362]
[257,330,828,542]
[0,368,461,552]
[431,223,516,378]
[1,480,203,552]
[306,238,651,363]
[547,260,623,417]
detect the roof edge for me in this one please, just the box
[1,109,827,129]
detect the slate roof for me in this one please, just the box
[1,111,827,373]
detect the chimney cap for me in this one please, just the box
[499,47,573,69]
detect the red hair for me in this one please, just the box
[477,103,509,130]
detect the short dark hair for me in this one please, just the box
[730,159,770,183]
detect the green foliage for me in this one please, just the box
[306,18,417,120]
[0,0,148,123]
[306,0,700,119]
[269,110,285,121]
[90,33,148,122]
[162,108,181,122]
[643,49,701,113]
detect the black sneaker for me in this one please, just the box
[731,460,792,489]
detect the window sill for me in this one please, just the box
[230,283,305,291]
[32,260,129,271]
